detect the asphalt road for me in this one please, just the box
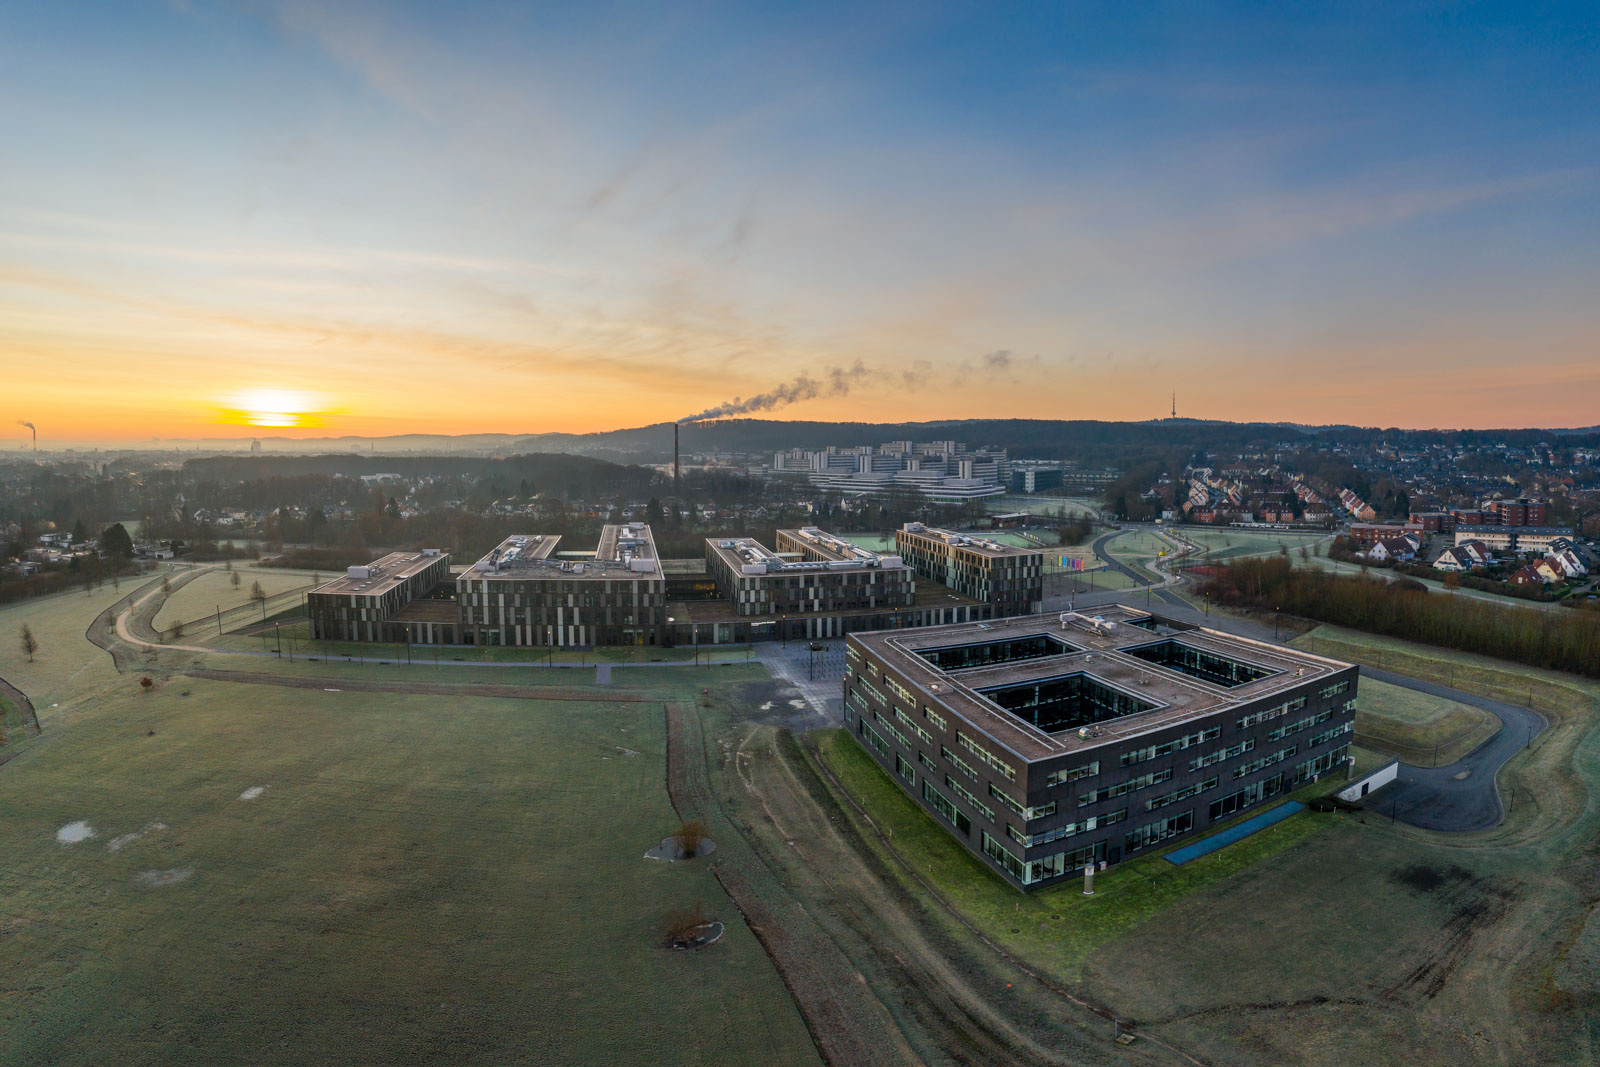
[1057,593,1545,833]
[1090,529,1146,583]
[1355,665,1544,831]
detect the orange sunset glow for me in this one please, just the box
[3,2,1598,450]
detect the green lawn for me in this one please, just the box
[154,567,321,634]
[1354,677,1502,766]
[1103,529,1181,582]
[811,728,1332,982]
[1293,624,1600,718]
[0,577,155,712]
[0,674,817,1067]
[1182,528,1328,562]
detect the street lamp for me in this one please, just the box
[1274,606,1281,641]
[405,624,412,666]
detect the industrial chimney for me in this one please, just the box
[673,422,680,494]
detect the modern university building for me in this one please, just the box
[843,607,1358,890]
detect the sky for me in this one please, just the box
[2,1,1599,445]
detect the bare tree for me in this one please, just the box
[20,624,38,663]
[1442,571,1462,593]
[160,574,172,596]
[230,570,242,589]
[171,620,185,641]
[140,676,153,694]
[673,819,709,858]
[664,899,711,947]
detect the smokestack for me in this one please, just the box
[673,423,680,494]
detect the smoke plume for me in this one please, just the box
[680,362,868,423]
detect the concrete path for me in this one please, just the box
[750,642,846,724]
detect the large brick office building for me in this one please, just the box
[843,608,1357,890]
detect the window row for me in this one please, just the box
[1308,722,1353,748]
[1120,726,1221,767]
[1237,695,1307,730]
[1146,776,1219,812]
[1007,808,1125,848]
[946,775,995,821]
[1189,739,1254,771]
[1232,745,1297,779]
[1208,774,1283,821]
[1125,809,1194,851]
[957,731,1017,782]
[1080,768,1172,807]
[988,784,1057,822]
[1045,760,1099,787]
[1267,709,1334,742]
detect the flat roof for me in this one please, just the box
[669,577,980,625]
[711,530,905,575]
[849,607,1354,764]
[309,550,448,598]
[897,523,1041,558]
[777,526,896,564]
[467,526,661,580]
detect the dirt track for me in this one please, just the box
[664,693,1195,1066]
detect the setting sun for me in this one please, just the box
[217,389,324,429]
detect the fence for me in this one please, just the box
[153,584,313,643]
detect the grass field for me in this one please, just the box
[0,576,159,711]
[811,728,1332,979]
[153,567,320,634]
[0,671,819,1067]
[1103,529,1179,581]
[1181,527,1329,562]
[1293,623,1600,716]
[1354,677,1502,766]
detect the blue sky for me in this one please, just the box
[2,1,1598,440]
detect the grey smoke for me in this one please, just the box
[679,349,1037,423]
[680,362,868,423]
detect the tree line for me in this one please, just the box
[1203,556,1600,679]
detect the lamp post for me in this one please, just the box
[405,625,412,666]
[1274,607,1281,642]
